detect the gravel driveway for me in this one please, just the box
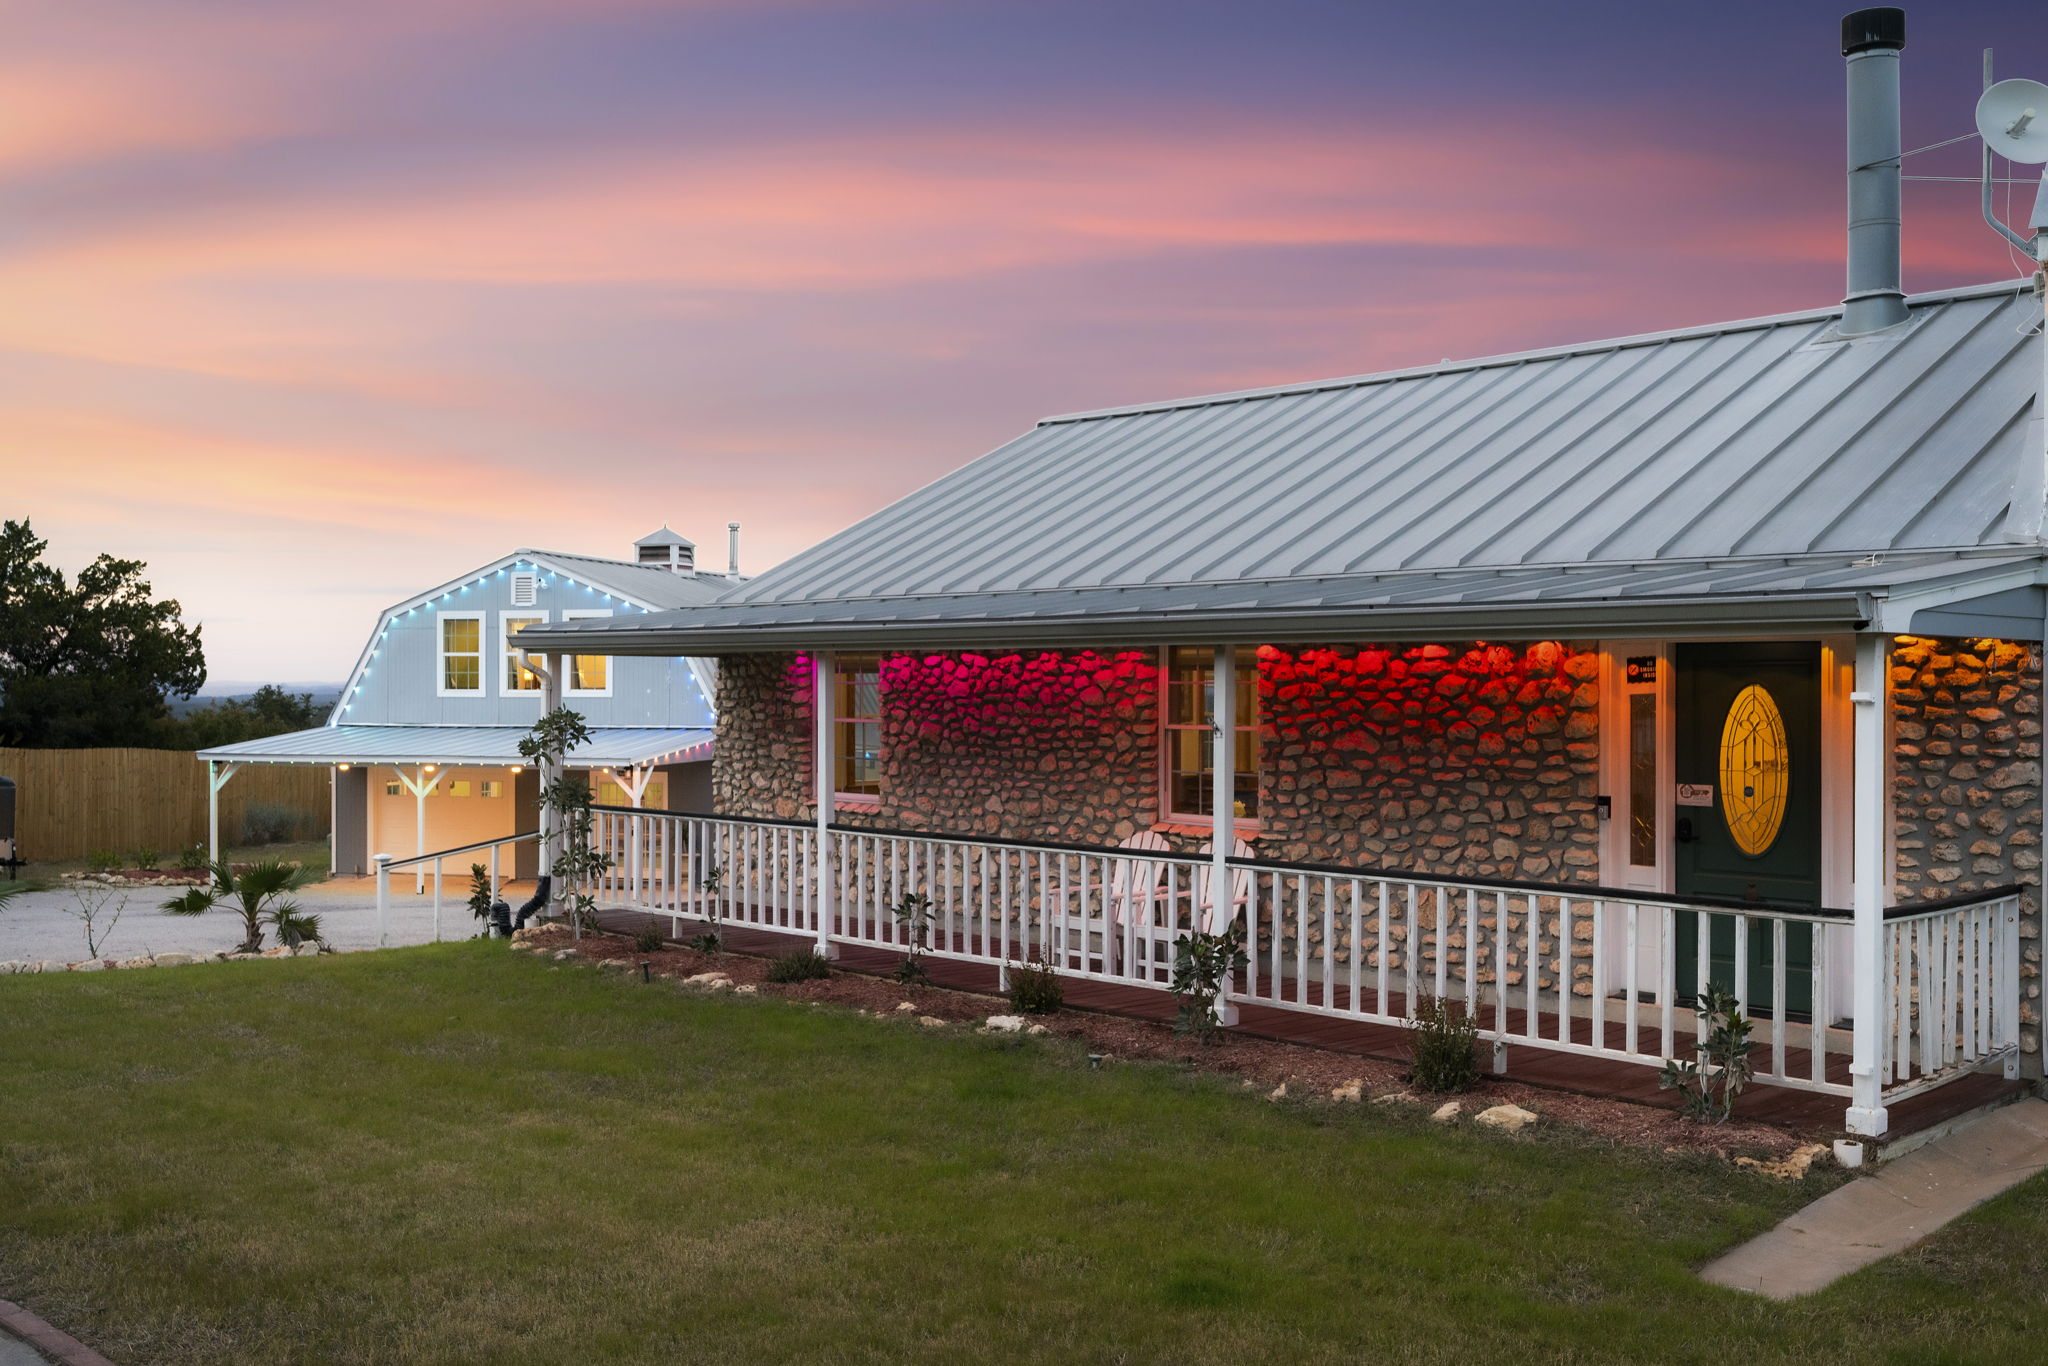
[0,876,537,965]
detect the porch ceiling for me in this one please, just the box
[196,725,714,768]
[512,550,2048,655]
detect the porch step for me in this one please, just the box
[1700,1097,2048,1299]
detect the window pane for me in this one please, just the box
[445,656,480,691]
[1162,647,1262,819]
[443,618,479,653]
[505,618,542,690]
[573,654,607,690]
[1629,691,1657,867]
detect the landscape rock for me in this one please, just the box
[153,953,201,967]
[1474,1103,1539,1133]
[0,962,23,974]
[683,972,733,990]
[982,1014,1027,1033]
[917,1015,947,1028]
[1267,1083,1288,1101]
[1430,1100,1462,1124]
[734,984,759,995]
[69,959,106,972]
[1026,1023,1051,1036]
[894,1001,917,1013]
[552,949,579,961]
[114,957,156,970]
[1735,1142,1831,1180]
[1372,1092,1417,1107]
[598,959,632,971]
[1330,1078,1364,1103]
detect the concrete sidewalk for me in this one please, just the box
[1702,1097,2048,1299]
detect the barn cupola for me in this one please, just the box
[634,525,696,573]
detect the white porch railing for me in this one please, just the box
[584,808,2022,1113]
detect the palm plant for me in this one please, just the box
[161,858,322,953]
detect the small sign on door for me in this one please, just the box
[1676,783,1715,807]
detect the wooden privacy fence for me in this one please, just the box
[0,749,330,863]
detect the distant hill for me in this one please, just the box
[169,685,342,718]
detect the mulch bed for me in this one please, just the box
[518,925,1814,1164]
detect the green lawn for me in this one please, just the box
[0,945,2041,1366]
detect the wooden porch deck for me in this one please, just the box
[591,906,2027,1144]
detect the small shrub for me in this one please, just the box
[766,950,833,983]
[1006,958,1063,1015]
[176,845,208,874]
[86,848,119,874]
[131,846,162,871]
[240,800,301,845]
[1408,994,1480,1092]
[633,923,667,954]
[687,932,722,953]
[1169,925,1247,1043]
[1659,982,1755,1123]
[892,891,935,986]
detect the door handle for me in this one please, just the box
[1676,817,1698,844]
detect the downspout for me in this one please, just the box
[1846,634,1890,1137]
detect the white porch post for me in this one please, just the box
[1211,644,1240,1027]
[1847,632,1890,1137]
[813,650,838,957]
[206,761,240,865]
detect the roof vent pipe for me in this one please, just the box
[1840,8,1909,337]
[727,522,741,577]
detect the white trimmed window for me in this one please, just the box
[501,612,548,694]
[833,654,882,799]
[1161,646,1260,822]
[563,609,613,696]
[437,612,486,696]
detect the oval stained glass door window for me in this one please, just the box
[1718,684,1789,857]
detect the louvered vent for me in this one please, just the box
[510,571,539,607]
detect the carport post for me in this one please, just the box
[206,760,241,865]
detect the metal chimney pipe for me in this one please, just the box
[1841,8,1909,336]
[727,521,741,577]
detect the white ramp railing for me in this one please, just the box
[373,830,540,946]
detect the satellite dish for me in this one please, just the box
[1976,78,2048,164]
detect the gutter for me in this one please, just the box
[513,590,1880,656]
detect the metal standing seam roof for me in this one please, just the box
[197,726,714,768]
[522,550,737,610]
[518,280,2048,654]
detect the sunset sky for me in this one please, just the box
[10,0,2048,685]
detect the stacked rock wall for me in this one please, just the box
[1889,635,2043,1062]
[1255,642,1604,882]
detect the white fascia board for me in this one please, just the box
[1866,559,2048,635]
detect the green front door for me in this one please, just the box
[1674,642,1820,1018]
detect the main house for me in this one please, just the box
[199,526,737,883]
[517,11,2038,1139]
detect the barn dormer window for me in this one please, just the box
[562,609,614,696]
[437,613,486,696]
[502,613,546,693]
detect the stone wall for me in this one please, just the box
[1256,642,1603,881]
[711,649,1162,842]
[1889,635,2043,1061]
[714,643,1598,871]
